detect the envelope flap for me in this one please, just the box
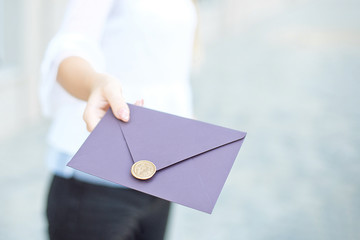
[118,105,246,170]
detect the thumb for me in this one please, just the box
[103,81,130,122]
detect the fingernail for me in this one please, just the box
[120,109,129,121]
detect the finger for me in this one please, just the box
[103,83,129,122]
[134,99,144,106]
[83,103,104,132]
[83,89,110,132]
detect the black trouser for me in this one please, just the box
[46,175,170,240]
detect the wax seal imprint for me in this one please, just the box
[131,160,157,180]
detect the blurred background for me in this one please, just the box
[1,0,359,239]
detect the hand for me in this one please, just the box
[83,73,143,132]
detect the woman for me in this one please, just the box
[40,0,197,239]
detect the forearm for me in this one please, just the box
[57,56,103,101]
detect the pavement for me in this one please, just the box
[1,0,360,239]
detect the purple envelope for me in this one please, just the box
[67,104,246,213]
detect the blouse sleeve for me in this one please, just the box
[39,0,114,117]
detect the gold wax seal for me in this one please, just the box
[131,160,156,180]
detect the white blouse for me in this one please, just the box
[40,0,197,158]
